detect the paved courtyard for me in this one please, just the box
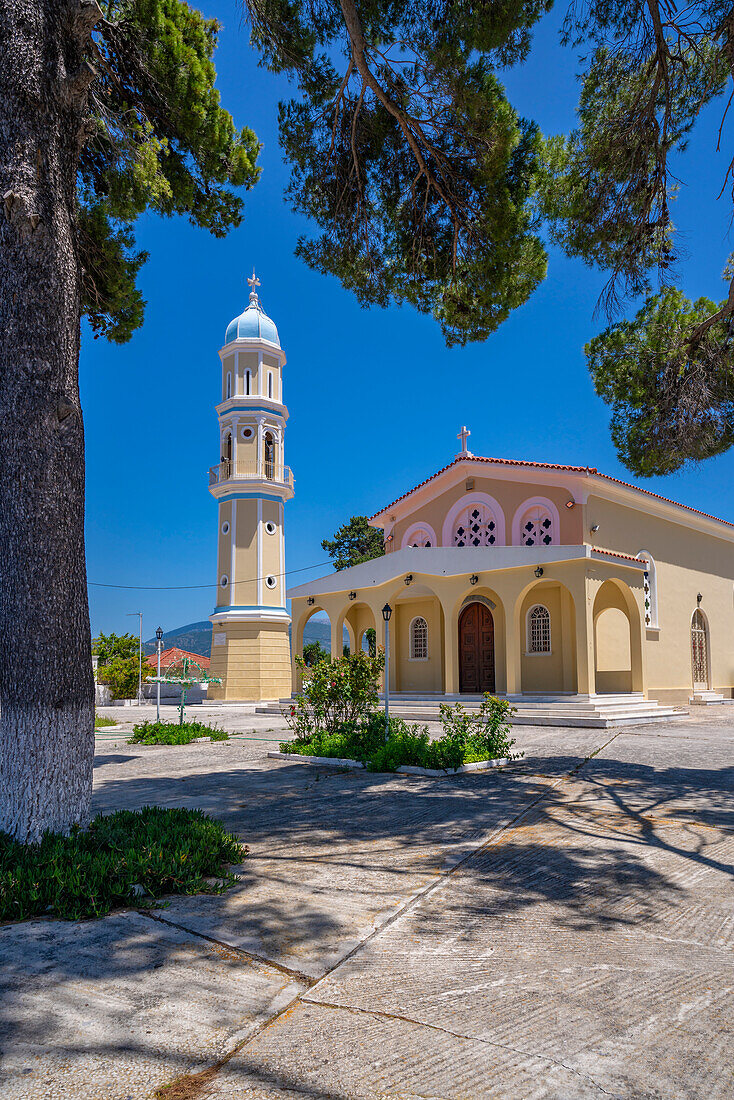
[1,704,733,1098]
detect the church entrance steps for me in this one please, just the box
[689,690,725,705]
[257,693,686,728]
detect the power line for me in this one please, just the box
[87,560,332,592]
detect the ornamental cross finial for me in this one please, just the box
[247,270,261,300]
[457,425,472,456]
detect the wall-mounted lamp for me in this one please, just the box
[534,566,544,578]
[307,597,315,606]
[404,574,413,586]
[469,574,479,586]
[384,533,394,544]
[565,499,576,509]
[590,524,600,533]
[348,591,357,601]
[697,592,703,604]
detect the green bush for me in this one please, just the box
[97,655,140,700]
[285,649,385,738]
[129,720,229,745]
[0,806,246,922]
[280,696,522,772]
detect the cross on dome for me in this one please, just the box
[457,425,473,457]
[247,270,261,304]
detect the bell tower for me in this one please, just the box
[207,273,294,702]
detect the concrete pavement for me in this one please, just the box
[1,708,732,1098]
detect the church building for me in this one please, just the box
[289,427,734,713]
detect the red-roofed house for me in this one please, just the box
[145,648,210,672]
[288,434,734,718]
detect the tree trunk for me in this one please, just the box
[0,0,97,842]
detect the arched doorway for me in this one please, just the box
[691,609,710,690]
[459,602,495,693]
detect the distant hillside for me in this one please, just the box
[144,616,332,659]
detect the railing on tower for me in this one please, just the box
[209,460,293,488]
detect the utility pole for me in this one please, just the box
[127,611,143,705]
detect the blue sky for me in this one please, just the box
[83,1,734,640]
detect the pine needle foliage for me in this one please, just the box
[243,0,550,345]
[81,0,261,342]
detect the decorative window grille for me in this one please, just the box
[520,506,553,547]
[637,551,658,627]
[410,527,433,547]
[691,609,708,685]
[453,503,497,547]
[527,605,551,653]
[410,617,428,659]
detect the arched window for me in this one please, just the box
[245,369,251,395]
[453,502,498,547]
[526,605,551,654]
[519,505,554,547]
[226,371,232,399]
[691,609,709,688]
[222,431,232,477]
[410,616,428,659]
[264,431,275,479]
[410,527,433,547]
[637,550,658,628]
[268,371,273,399]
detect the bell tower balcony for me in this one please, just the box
[208,459,295,500]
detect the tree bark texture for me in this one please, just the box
[0,0,96,842]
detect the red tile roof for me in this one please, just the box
[369,455,734,530]
[145,647,210,670]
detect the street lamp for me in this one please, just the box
[155,626,164,721]
[382,603,392,741]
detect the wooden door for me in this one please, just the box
[459,603,495,694]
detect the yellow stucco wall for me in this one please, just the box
[394,597,444,693]
[586,494,734,699]
[519,583,577,694]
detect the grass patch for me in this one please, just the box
[0,806,246,922]
[95,714,118,728]
[128,720,229,746]
[280,701,521,772]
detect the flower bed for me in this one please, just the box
[281,678,522,773]
[128,720,229,746]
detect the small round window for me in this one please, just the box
[241,426,253,440]
[220,575,229,588]
[265,521,277,535]
[221,521,230,535]
[265,575,277,589]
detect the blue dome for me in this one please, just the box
[224,291,279,347]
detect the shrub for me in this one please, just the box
[285,649,385,738]
[97,655,139,700]
[438,694,520,765]
[280,695,522,772]
[0,807,246,922]
[129,720,229,746]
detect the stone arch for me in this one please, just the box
[511,496,561,547]
[593,579,643,694]
[343,602,377,662]
[442,492,506,548]
[292,603,330,691]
